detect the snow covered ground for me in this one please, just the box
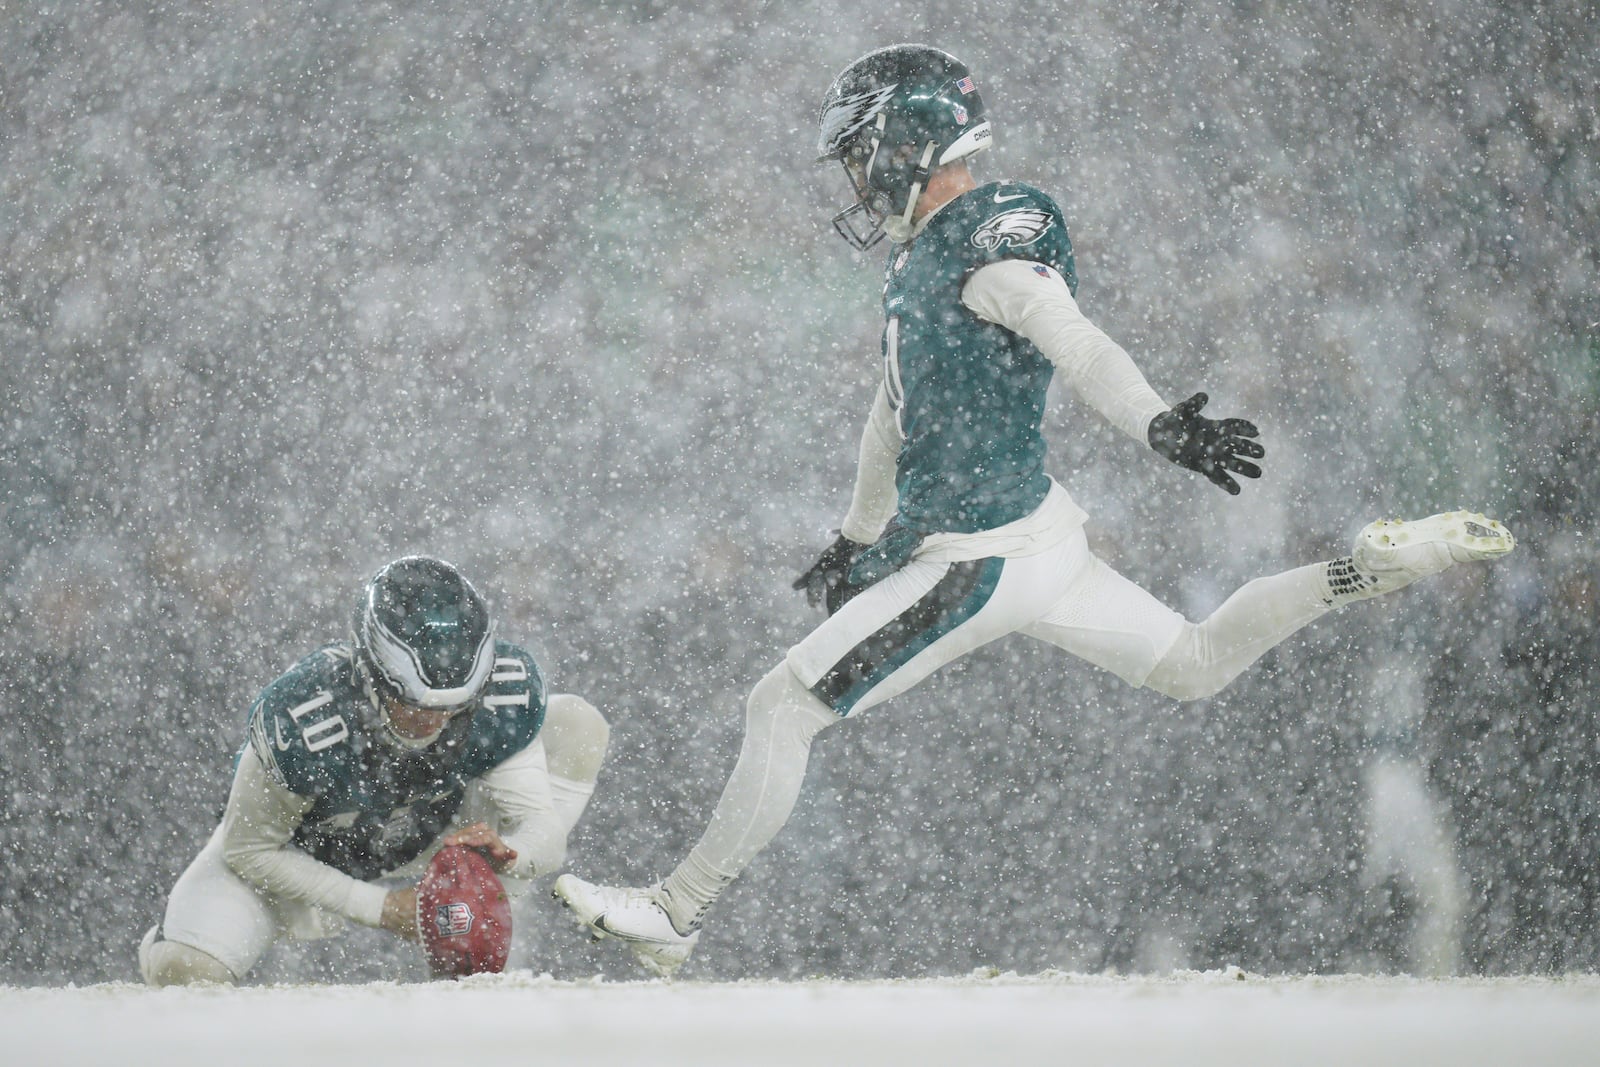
[6,969,1599,1067]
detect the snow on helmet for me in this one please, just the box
[353,556,494,732]
[817,44,992,249]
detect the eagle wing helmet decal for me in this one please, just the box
[817,84,899,160]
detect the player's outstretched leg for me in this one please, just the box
[552,875,700,978]
[1332,510,1515,601]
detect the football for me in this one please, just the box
[416,845,513,978]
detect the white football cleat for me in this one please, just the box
[1347,510,1515,598]
[553,874,699,978]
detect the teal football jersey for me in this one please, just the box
[245,641,547,879]
[881,180,1078,534]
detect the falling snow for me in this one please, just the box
[2,1,1596,990]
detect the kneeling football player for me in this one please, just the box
[139,555,609,985]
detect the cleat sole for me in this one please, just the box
[1359,510,1514,562]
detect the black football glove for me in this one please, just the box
[793,533,866,616]
[1147,391,1265,495]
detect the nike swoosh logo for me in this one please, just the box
[273,719,292,751]
[592,914,679,945]
[994,191,1027,203]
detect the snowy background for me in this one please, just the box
[2,0,1597,987]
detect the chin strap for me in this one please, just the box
[883,141,939,244]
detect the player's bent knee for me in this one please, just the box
[140,935,238,987]
[542,694,609,784]
[1142,625,1231,702]
[746,664,838,740]
[1143,664,1229,703]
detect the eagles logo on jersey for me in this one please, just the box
[971,207,1054,251]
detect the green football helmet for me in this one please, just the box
[352,555,494,748]
[816,44,992,249]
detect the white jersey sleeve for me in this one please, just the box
[961,259,1169,443]
[219,746,390,927]
[839,381,903,544]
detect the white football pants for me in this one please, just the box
[661,526,1337,926]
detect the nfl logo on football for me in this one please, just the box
[435,902,475,938]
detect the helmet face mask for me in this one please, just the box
[352,556,495,749]
[817,45,992,250]
[830,130,898,249]
[370,684,474,750]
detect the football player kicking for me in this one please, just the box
[139,556,609,985]
[553,45,1515,977]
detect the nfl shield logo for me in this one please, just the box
[435,902,475,937]
[953,103,968,125]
